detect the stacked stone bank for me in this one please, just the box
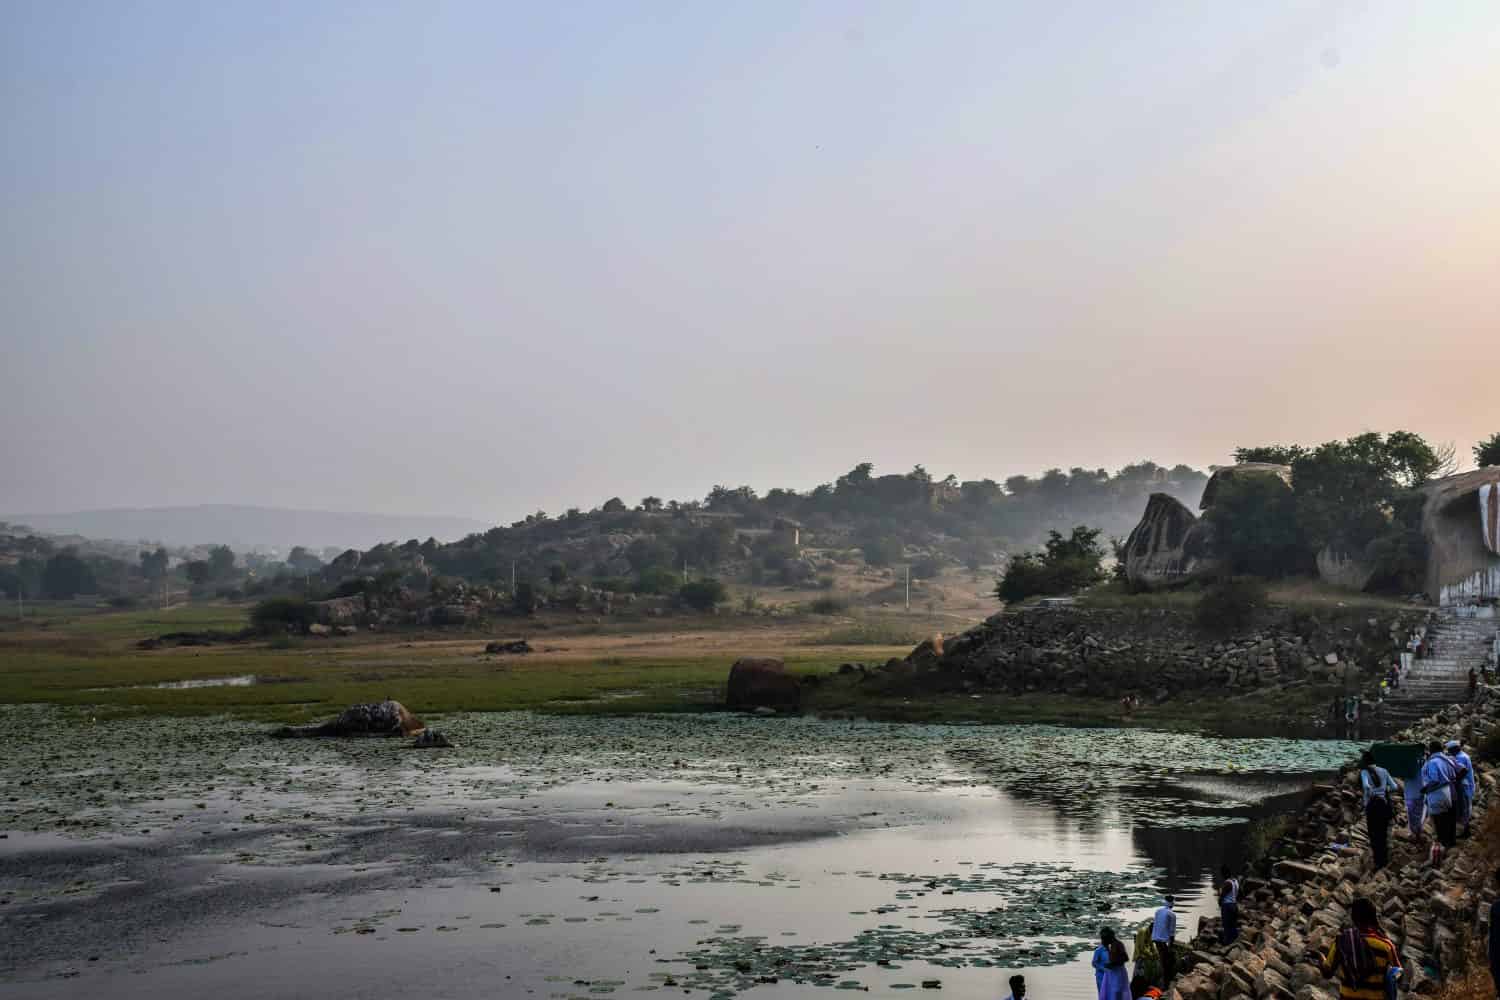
[1169,690,1497,1000]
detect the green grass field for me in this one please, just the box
[0,604,913,724]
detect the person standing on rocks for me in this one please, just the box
[1150,894,1177,986]
[1403,756,1427,842]
[1097,927,1130,1000]
[1319,898,1401,1000]
[1218,866,1240,945]
[1359,750,1397,870]
[1419,740,1460,848]
[1445,740,1476,838]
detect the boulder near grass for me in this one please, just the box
[726,657,801,712]
[272,699,426,738]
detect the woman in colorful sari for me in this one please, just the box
[1320,898,1401,1000]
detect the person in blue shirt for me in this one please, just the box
[1419,740,1459,847]
[1151,895,1177,985]
[1097,927,1131,1000]
[1218,866,1240,944]
[1093,939,1110,994]
[1005,973,1028,1000]
[1445,741,1476,837]
[1359,750,1397,870]
[1403,751,1427,841]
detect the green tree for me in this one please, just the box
[185,560,211,586]
[633,565,680,595]
[250,597,317,633]
[207,545,236,579]
[994,526,1106,603]
[42,549,96,599]
[548,563,568,587]
[678,578,727,611]
[639,496,664,512]
[513,581,537,614]
[1232,445,1309,465]
[1476,433,1500,468]
[601,497,627,513]
[139,547,169,581]
[1202,474,1305,578]
[625,536,675,573]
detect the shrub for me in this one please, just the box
[633,565,681,595]
[108,595,138,609]
[816,574,836,590]
[995,527,1107,603]
[1194,578,1266,634]
[250,597,318,634]
[678,578,727,611]
[808,595,848,615]
[860,536,904,568]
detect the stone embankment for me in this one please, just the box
[1169,690,1498,1000]
[900,604,1430,702]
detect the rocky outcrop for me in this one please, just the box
[1422,468,1500,606]
[888,604,1428,701]
[1315,546,1379,591]
[1123,464,1291,590]
[1124,494,1219,589]
[312,595,365,626]
[1170,690,1498,1000]
[485,639,533,654]
[410,729,452,748]
[272,699,425,738]
[726,657,801,711]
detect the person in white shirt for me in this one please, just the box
[1150,895,1177,985]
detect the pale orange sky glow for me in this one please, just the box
[2,1,1496,521]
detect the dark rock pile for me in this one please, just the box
[1170,689,1497,1000]
[888,604,1430,702]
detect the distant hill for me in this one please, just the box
[3,505,490,552]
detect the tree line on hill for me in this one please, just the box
[996,430,1500,611]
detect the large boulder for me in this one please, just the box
[1123,493,1219,589]
[726,657,801,711]
[312,595,365,625]
[1198,463,1293,510]
[1421,468,1500,605]
[272,699,425,738]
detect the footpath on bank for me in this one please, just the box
[1170,687,1498,1000]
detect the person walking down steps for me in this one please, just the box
[1359,750,1397,870]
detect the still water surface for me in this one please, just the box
[0,712,1359,1000]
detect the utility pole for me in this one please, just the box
[510,560,516,593]
[904,565,911,613]
[683,560,689,584]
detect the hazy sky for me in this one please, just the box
[3,1,1496,523]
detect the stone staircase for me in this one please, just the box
[1383,608,1497,727]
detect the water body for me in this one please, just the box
[0,711,1360,1000]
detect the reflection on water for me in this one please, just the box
[4,712,1360,1000]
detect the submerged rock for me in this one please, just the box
[272,699,425,738]
[410,729,453,748]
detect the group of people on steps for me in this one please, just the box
[1358,740,1476,870]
